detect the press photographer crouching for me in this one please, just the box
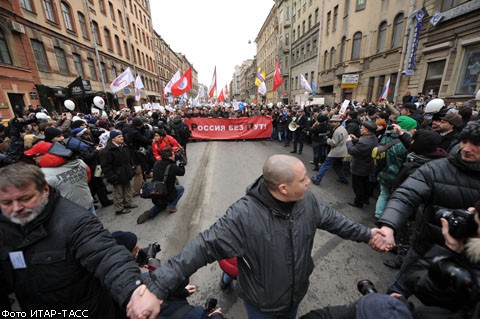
[137,147,186,224]
[112,231,225,318]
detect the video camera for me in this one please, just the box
[135,242,161,271]
[433,207,477,239]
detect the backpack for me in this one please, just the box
[371,139,401,172]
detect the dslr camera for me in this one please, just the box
[429,255,475,292]
[433,208,477,239]
[357,279,378,295]
[174,149,187,166]
[135,242,161,266]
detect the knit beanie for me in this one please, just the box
[356,294,413,319]
[458,120,480,143]
[72,119,86,129]
[111,231,137,252]
[410,129,442,154]
[44,127,62,142]
[109,130,122,139]
[96,120,109,129]
[397,116,417,131]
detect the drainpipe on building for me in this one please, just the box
[393,0,417,104]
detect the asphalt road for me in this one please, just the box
[97,139,397,318]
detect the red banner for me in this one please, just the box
[185,116,272,140]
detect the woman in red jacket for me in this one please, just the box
[151,129,181,160]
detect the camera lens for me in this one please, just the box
[357,279,378,295]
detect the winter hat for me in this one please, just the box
[132,117,143,127]
[362,121,377,133]
[410,129,442,154]
[458,120,480,143]
[96,120,108,129]
[109,130,122,139]
[111,231,137,252]
[356,294,413,319]
[72,119,87,129]
[24,141,52,156]
[44,127,62,142]
[401,102,417,112]
[330,114,343,122]
[397,116,417,131]
[71,127,87,137]
[440,113,463,128]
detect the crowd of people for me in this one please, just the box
[0,94,479,318]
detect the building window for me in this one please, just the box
[344,0,350,17]
[367,77,374,101]
[118,10,124,28]
[377,21,387,53]
[115,35,122,56]
[0,31,12,65]
[31,39,49,72]
[111,65,117,80]
[100,62,107,81]
[20,0,33,11]
[293,30,296,41]
[92,21,101,45]
[351,32,362,60]
[323,50,328,70]
[61,2,74,32]
[308,15,312,30]
[456,45,480,95]
[326,11,331,35]
[99,0,106,13]
[78,12,88,39]
[109,2,115,21]
[302,21,305,34]
[285,33,289,46]
[340,36,346,62]
[356,0,366,11]
[442,0,470,11]
[315,8,319,24]
[123,40,129,59]
[104,28,112,51]
[87,58,97,80]
[72,53,84,78]
[333,5,338,31]
[391,13,404,49]
[330,47,335,68]
[43,0,56,23]
[55,47,69,75]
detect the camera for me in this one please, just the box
[135,242,161,266]
[433,208,477,239]
[204,298,224,318]
[357,279,378,295]
[174,149,187,166]
[429,256,474,292]
[386,124,393,131]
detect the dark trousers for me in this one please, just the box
[351,174,369,205]
[292,131,305,153]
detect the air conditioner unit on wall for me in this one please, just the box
[10,21,25,34]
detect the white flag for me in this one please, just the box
[258,82,267,95]
[110,67,134,93]
[300,74,312,91]
[164,70,181,95]
[197,86,205,99]
[134,75,144,101]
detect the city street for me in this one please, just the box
[98,139,397,318]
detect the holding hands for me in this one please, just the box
[369,226,396,252]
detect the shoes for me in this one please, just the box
[312,166,319,171]
[336,179,349,184]
[94,205,99,210]
[290,150,297,153]
[383,256,404,269]
[102,200,113,208]
[348,202,363,209]
[298,151,302,155]
[132,192,140,197]
[166,207,177,213]
[137,211,151,224]
[219,274,232,290]
[125,204,138,209]
[310,176,320,185]
[115,209,131,215]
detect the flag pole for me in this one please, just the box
[121,0,140,108]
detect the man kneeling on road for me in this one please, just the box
[127,154,388,319]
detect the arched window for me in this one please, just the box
[323,50,328,70]
[330,47,335,68]
[377,21,387,53]
[391,13,404,48]
[351,32,362,60]
[340,36,346,62]
[78,12,88,39]
[92,21,101,45]
[61,2,74,31]
[104,28,112,50]
[43,0,56,23]
[0,30,12,65]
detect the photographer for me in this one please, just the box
[136,147,185,224]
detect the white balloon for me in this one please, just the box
[424,98,445,114]
[93,96,105,109]
[35,112,48,119]
[476,89,480,100]
[64,99,75,111]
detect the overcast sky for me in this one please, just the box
[150,0,274,89]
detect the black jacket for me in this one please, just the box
[146,177,371,312]
[100,139,134,185]
[346,134,378,176]
[152,158,185,205]
[0,189,141,317]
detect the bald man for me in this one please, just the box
[127,155,385,319]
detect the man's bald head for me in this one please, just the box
[263,155,302,191]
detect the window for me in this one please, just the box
[456,45,480,95]
[297,26,300,38]
[72,53,84,77]
[78,12,88,39]
[115,35,122,56]
[99,0,106,13]
[109,2,115,21]
[92,21,101,45]
[293,30,296,41]
[118,10,124,28]
[111,65,117,80]
[104,28,112,51]
[315,8,319,24]
[31,39,49,72]
[330,47,335,68]
[326,11,331,35]
[442,0,470,11]
[377,21,387,53]
[356,0,366,11]
[87,58,97,80]
[351,32,362,60]
[123,40,129,59]
[43,0,56,23]
[323,50,328,70]
[308,15,312,30]
[344,0,350,17]
[333,6,338,31]
[340,36,346,62]
[0,31,12,65]
[20,0,33,11]
[100,62,107,81]
[391,13,404,49]
[302,21,305,34]
[285,33,289,46]
[54,47,69,75]
[367,77,374,102]
[61,2,74,32]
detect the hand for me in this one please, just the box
[369,226,395,252]
[440,218,465,253]
[126,284,162,319]
[185,284,196,295]
[391,124,403,136]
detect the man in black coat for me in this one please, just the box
[291,108,309,154]
[0,163,142,317]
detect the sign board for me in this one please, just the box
[341,74,359,89]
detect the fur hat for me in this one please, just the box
[356,294,413,319]
[458,120,480,143]
[397,116,417,131]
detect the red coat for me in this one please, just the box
[151,135,181,160]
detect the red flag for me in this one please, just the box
[171,68,192,97]
[273,60,283,91]
[217,87,225,103]
[208,67,216,98]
